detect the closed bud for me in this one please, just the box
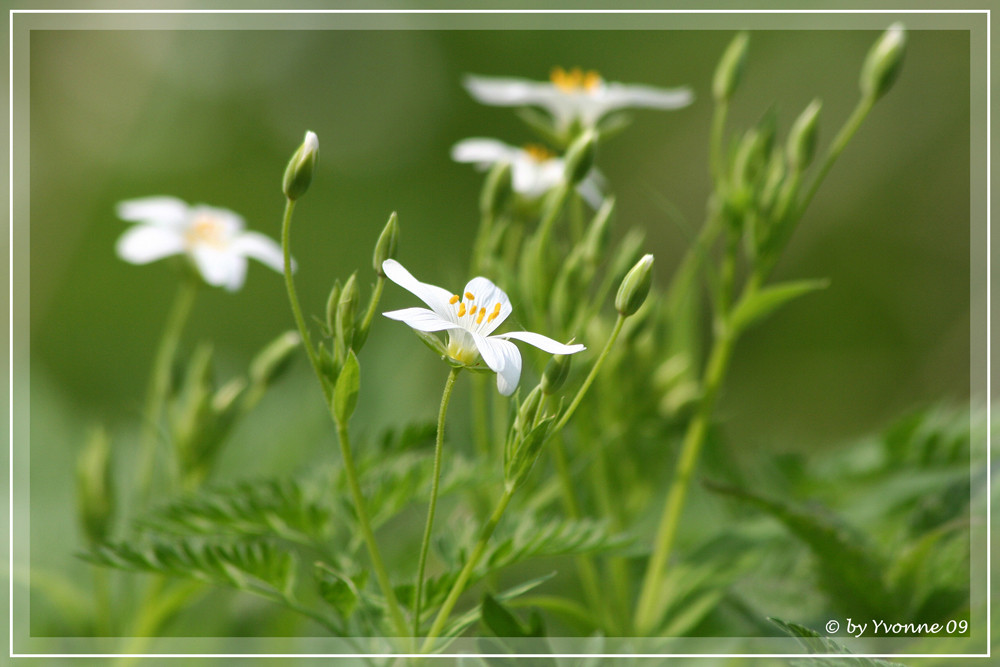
[582,196,615,263]
[713,32,749,102]
[786,99,821,172]
[373,212,399,276]
[616,254,654,317]
[77,426,114,544]
[249,330,301,387]
[480,161,514,218]
[516,384,544,433]
[860,23,907,101]
[541,353,572,395]
[282,130,319,200]
[325,279,343,335]
[336,272,360,352]
[563,129,598,185]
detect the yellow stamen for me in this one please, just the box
[583,70,602,91]
[549,66,602,93]
[186,215,226,248]
[487,303,501,323]
[465,291,475,300]
[457,303,467,317]
[449,294,460,305]
[477,309,486,324]
[523,143,554,163]
[469,305,477,315]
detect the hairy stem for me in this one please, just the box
[414,367,460,637]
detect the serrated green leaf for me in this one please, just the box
[438,573,555,646]
[729,278,828,334]
[333,350,360,424]
[771,617,909,667]
[316,564,367,619]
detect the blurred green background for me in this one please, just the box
[27,27,972,638]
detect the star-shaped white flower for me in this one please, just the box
[381,259,586,395]
[115,196,289,291]
[464,67,693,131]
[451,138,605,208]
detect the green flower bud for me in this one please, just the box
[582,196,615,264]
[516,384,544,433]
[282,130,319,200]
[860,23,907,101]
[480,161,514,219]
[563,129,598,185]
[786,99,822,172]
[325,279,342,336]
[713,32,749,102]
[373,212,400,277]
[77,426,114,545]
[615,254,654,317]
[249,330,301,387]
[541,353,572,395]
[336,272,360,352]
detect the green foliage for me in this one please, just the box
[770,618,909,667]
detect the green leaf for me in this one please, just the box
[770,617,909,667]
[413,329,449,358]
[705,480,892,619]
[333,350,360,424]
[729,278,829,334]
[481,593,529,638]
[438,573,555,645]
[316,564,368,619]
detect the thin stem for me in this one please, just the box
[281,197,408,638]
[634,328,736,634]
[710,99,729,183]
[414,367,460,637]
[552,314,626,435]
[797,96,875,218]
[420,486,515,653]
[137,277,198,503]
[357,275,386,346]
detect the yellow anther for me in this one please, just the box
[549,66,600,93]
[488,312,499,323]
[492,302,501,314]
[457,303,467,317]
[583,70,602,91]
[470,305,478,315]
[465,291,475,300]
[449,294,460,305]
[477,309,486,324]
[523,143,554,163]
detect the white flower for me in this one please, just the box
[115,196,289,291]
[381,259,586,395]
[464,67,693,131]
[451,138,605,208]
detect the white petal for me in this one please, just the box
[191,245,246,291]
[463,75,561,107]
[582,83,693,125]
[575,173,605,209]
[116,196,189,227]
[512,157,563,198]
[497,331,586,355]
[383,308,456,332]
[189,204,245,236]
[231,231,289,273]
[477,337,522,396]
[115,224,186,264]
[381,259,458,321]
[463,276,512,335]
[451,138,519,166]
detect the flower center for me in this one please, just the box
[449,292,502,326]
[185,215,227,249]
[550,66,603,93]
[523,144,555,163]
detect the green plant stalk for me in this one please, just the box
[92,566,112,635]
[358,274,386,345]
[552,313,626,435]
[137,277,198,503]
[281,198,409,638]
[589,439,632,634]
[710,99,729,183]
[414,367,460,638]
[123,580,204,659]
[420,485,515,653]
[634,326,736,634]
[797,95,875,218]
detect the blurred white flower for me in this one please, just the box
[464,67,693,130]
[451,138,605,208]
[115,196,289,291]
[381,259,585,395]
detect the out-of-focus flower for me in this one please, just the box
[451,138,604,208]
[115,196,289,291]
[464,67,693,131]
[381,259,585,395]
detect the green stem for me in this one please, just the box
[420,486,515,653]
[357,275,385,348]
[92,565,112,635]
[414,367,460,637]
[634,327,736,634]
[137,277,198,503]
[710,99,729,182]
[552,314,626,435]
[281,197,408,638]
[797,96,875,217]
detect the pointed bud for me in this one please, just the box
[563,129,598,185]
[860,23,906,101]
[336,272,360,352]
[480,161,514,219]
[373,212,400,277]
[541,353,572,395]
[325,279,343,336]
[77,426,114,545]
[713,32,749,102]
[249,330,301,387]
[582,196,615,263]
[616,254,654,317]
[515,385,544,433]
[786,99,822,172]
[282,130,319,201]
